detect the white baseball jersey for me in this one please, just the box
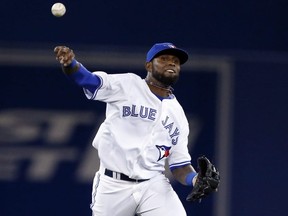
[84,72,191,179]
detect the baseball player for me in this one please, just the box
[54,43,199,216]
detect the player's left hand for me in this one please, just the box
[54,46,75,67]
[186,156,220,202]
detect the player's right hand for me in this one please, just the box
[54,46,75,67]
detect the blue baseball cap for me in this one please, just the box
[146,42,189,65]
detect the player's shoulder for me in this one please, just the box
[115,72,143,83]
[92,72,144,89]
[126,72,142,80]
[93,71,141,79]
[166,96,187,116]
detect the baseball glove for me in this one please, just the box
[186,156,220,202]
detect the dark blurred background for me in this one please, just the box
[1,1,288,216]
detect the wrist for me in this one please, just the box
[66,59,77,68]
[62,59,80,75]
[185,172,197,186]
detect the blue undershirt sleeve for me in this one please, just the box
[64,60,101,94]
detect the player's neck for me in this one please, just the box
[145,78,174,97]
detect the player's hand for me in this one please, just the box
[54,46,75,67]
[186,156,220,202]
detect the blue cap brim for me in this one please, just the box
[146,43,189,65]
[150,48,189,65]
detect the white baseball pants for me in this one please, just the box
[90,171,187,216]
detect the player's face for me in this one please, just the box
[150,54,181,86]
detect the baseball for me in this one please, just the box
[51,3,66,17]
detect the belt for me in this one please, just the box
[104,169,149,183]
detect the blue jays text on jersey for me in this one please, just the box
[122,104,180,146]
[122,104,157,121]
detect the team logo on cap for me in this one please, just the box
[156,145,171,161]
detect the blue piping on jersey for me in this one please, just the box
[86,75,103,100]
[169,161,191,171]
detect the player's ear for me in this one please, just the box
[145,62,152,72]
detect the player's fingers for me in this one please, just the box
[63,56,73,66]
[55,46,68,60]
[54,46,66,54]
[54,46,75,66]
[54,46,70,55]
[54,46,64,61]
[54,46,60,53]
[62,50,74,60]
